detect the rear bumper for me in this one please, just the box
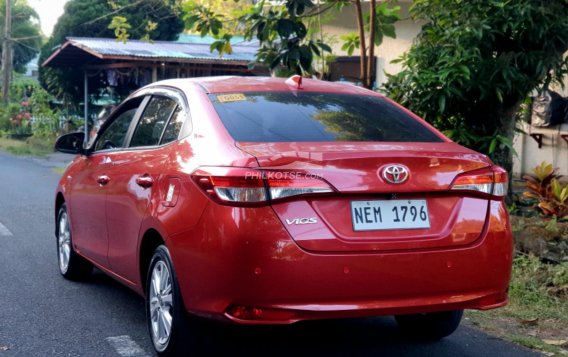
[168,200,512,324]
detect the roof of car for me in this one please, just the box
[157,76,377,96]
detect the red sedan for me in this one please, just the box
[54,76,512,356]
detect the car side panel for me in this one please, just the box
[105,148,169,284]
[64,154,112,267]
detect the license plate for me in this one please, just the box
[351,199,430,231]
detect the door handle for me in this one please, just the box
[97,175,110,186]
[136,175,154,188]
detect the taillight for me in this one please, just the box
[450,166,508,198]
[191,167,334,205]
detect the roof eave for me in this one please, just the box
[41,41,70,67]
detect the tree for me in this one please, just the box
[383,0,568,176]
[0,0,42,73]
[183,0,398,85]
[184,0,332,75]
[48,0,183,50]
[185,0,251,21]
[38,0,184,103]
[2,0,42,103]
[340,0,398,88]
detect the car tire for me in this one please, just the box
[146,245,190,356]
[395,310,463,340]
[57,203,93,280]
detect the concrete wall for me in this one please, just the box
[513,122,568,177]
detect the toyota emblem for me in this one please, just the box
[381,164,409,184]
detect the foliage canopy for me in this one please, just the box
[384,0,568,173]
[183,0,398,84]
[0,0,42,73]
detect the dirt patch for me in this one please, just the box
[465,310,568,355]
[512,216,568,264]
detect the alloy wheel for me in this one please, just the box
[149,260,174,351]
[58,210,71,274]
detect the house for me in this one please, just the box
[24,55,40,80]
[42,36,266,82]
[42,36,268,125]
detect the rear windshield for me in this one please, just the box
[208,92,442,142]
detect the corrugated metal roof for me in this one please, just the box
[66,37,259,62]
[176,33,246,44]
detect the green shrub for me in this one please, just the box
[0,116,10,132]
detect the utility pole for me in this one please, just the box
[1,0,12,104]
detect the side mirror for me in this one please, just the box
[54,132,86,155]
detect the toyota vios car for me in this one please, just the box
[54,76,512,356]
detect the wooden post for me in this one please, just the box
[84,71,88,147]
[2,0,13,103]
[152,65,157,82]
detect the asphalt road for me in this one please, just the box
[0,151,542,357]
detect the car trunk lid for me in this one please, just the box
[238,141,495,252]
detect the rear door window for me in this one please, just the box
[208,92,442,142]
[130,96,177,147]
[93,96,144,151]
[160,106,184,145]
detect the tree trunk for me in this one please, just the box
[354,0,367,86]
[366,0,376,89]
[490,101,522,202]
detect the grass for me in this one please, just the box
[0,135,54,157]
[507,255,568,320]
[467,254,568,355]
[508,335,564,355]
[52,167,65,175]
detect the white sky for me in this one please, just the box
[28,0,69,36]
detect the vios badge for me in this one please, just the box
[286,218,318,225]
[381,164,410,184]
